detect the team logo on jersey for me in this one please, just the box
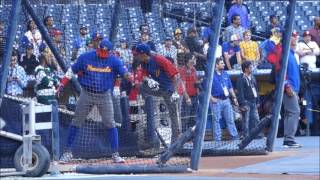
[87,65,112,73]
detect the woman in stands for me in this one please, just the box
[240,30,260,65]
[24,20,42,57]
[34,54,59,105]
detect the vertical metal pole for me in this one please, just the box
[29,100,36,136]
[0,0,22,106]
[23,100,35,171]
[267,0,297,152]
[191,0,225,170]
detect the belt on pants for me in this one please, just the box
[213,96,229,100]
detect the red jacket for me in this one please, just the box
[178,65,198,97]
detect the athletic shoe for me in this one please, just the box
[59,151,73,163]
[283,141,302,148]
[112,152,125,163]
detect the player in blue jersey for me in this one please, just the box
[59,39,130,163]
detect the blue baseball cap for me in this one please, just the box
[99,38,113,50]
[136,43,151,55]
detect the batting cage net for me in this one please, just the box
[1,0,318,176]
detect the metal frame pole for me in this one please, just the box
[0,0,22,106]
[267,0,297,151]
[191,0,225,170]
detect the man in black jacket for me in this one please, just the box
[236,61,262,138]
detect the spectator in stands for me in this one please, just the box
[116,38,133,70]
[135,43,183,143]
[43,15,56,37]
[173,28,189,65]
[265,27,283,72]
[308,16,320,46]
[210,57,239,141]
[240,30,260,64]
[178,53,198,132]
[158,36,178,65]
[140,23,150,34]
[51,29,66,60]
[227,0,250,29]
[71,25,90,62]
[24,20,42,57]
[20,43,39,97]
[185,27,206,71]
[223,14,246,42]
[35,54,59,105]
[297,31,320,69]
[291,31,300,63]
[222,34,242,70]
[88,31,104,50]
[39,43,59,72]
[266,15,281,38]
[6,50,27,96]
[138,32,156,52]
[236,61,262,138]
[202,27,223,59]
[281,35,302,148]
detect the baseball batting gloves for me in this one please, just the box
[57,68,74,97]
[170,91,180,102]
[144,77,160,91]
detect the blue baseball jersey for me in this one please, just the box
[72,51,127,92]
[211,70,233,97]
[141,55,178,93]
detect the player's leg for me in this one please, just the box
[96,91,125,163]
[61,90,93,162]
[163,92,181,143]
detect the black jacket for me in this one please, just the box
[236,73,259,106]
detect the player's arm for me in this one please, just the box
[154,55,179,78]
[155,55,191,102]
[173,73,191,103]
[57,55,84,96]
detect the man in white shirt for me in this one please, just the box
[297,31,320,69]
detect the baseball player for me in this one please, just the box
[134,43,190,144]
[59,39,130,163]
